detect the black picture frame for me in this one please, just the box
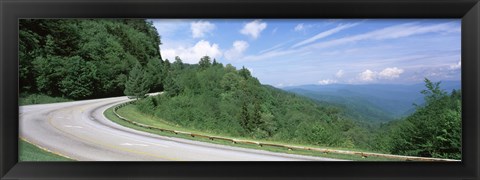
[1,0,479,179]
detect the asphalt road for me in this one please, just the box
[20,96,343,161]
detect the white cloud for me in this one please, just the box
[358,67,404,82]
[191,21,215,38]
[335,69,345,78]
[450,60,461,70]
[240,20,267,39]
[259,43,285,54]
[378,67,404,79]
[292,23,359,48]
[318,79,337,85]
[224,40,249,60]
[294,23,305,32]
[240,49,301,62]
[359,69,376,81]
[161,40,222,64]
[307,22,459,50]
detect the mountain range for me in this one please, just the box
[283,81,461,123]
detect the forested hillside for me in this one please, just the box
[19,19,162,99]
[287,89,395,123]
[135,57,366,148]
[19,19,461,159]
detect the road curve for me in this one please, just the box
[20,96,343,161]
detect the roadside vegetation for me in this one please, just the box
[20,19,461,160]
[106,106,392,161]
[20,93,72,105]
[133,58,373,150]
[19,139,73,161]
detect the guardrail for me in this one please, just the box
[112,101,460,162]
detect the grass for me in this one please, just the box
[19,139,73,161]
[105,104,396,161]
[19,93,72,106]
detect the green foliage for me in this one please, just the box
[19,19,163,99]
[124,63,150,99]
[198,56,212,69]
[387,79,461,159]
[145,59,164,92]
[135,57,365,148]
[59,56,98,99]
[421,78,448,104]
[19,93,72,105]
[20,19,461,158]
[19,140,72,161]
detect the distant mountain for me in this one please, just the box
[283,81,461,123]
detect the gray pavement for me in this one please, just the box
[20,96,344,161]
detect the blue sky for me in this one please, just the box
[149,19,461,87]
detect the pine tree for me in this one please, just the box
[124,63,150,99]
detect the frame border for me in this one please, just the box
[1,0,479,179]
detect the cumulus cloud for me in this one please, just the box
[335,69,345,78]
[359,69,376,81]
[224,40,249,61]
[358,67,404,82]
[450,60,461,70]
[240,20,267,39]
[318,79,337,85]
[191,21,215,38]
[161,40,222,64]
[378,67,404,79]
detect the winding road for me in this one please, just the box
[19,96,342,161]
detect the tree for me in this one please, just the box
[212,58,222,67]
[145,58,163,92]
[173,56,184,70]
[161,59,171,84]
[238,66,251,79]
[388,79,461,159]
[59,56,97,99]
[199,56,211,69]
[220,72,241,92]
[421,78,447,104]
[124,63,150,99]
[225,63,236,73]
[19,20,42,92]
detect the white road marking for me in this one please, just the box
[83,113,171,148]
[120,143,149,147]
[64,125,83,128]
